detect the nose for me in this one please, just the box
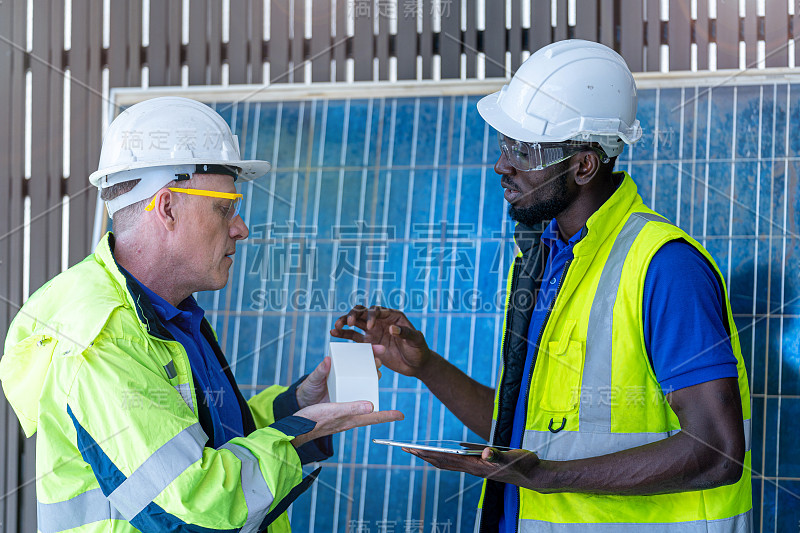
[230,215,249,240]
[495,152,515,176]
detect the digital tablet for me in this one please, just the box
[372,439,514,455]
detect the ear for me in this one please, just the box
[150,189,178,231]
[573,150,601,186]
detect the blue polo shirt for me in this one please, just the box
[127,274,245,448]
[499,219,739,531]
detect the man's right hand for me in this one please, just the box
[330,305,435,379]
[291,401,403,447]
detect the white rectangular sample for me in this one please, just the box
[327,342,380,411]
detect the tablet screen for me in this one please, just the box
[372,439,514,455]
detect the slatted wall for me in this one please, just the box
[2,0,799,531]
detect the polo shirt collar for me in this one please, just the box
[541,218,585,254]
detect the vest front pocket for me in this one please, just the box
[533,320,585,414]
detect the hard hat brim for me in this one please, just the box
[89,158,272,187]
[478,91,575,144]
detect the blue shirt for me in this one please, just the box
[127,273,245,448]
[499,219,739,532]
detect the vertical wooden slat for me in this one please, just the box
[529,0,552,54]
[598,0,614,50]
[47,0,65,275]
[0,0,13,339]
[269,0,290,82]
[695,0,709,70]
[743,0,757,68]
[248,0,264,84]
[68,0,93,265]
[553,0,568,42]
[228,0,248,84]
[333,0,348,81]
[620,0,643,70]
[108,0,134,88]
[483,0,506,76]
[508,0,524,71]
[439,0,461,78]
[291,0,305,82]
[764,0,788,68]
[375,2,390,80]
[67,0,101,266]
[167,0,182,85]
[418,0,432,79]
[310,0,332,82]
[128,1,143,86]
[795,4,800,67]
[464,0,478,77]
[29,0,56,293]
[148,1,169,86]
[352,0,373,80]
[576,0,598,42]
[715,0,740,69]
[189,0,209,84]
[668,0,691,71]
[207,0,223,84]
[0,0,26,528]
[645,0,660,71]
[395,0,417,79]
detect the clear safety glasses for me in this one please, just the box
[145,188,244,220]
[498,132,608,172]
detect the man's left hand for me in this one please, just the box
[403,447,541,487]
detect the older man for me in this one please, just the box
[0,96,401,533]
[332,40,751,531]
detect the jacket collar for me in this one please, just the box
[93,232,174,341]
[572,171,640,258]
[513,221,545,255]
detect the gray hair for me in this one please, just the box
[101,178,194,235]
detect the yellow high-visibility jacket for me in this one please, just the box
[1,232,317,532]
[477,173,752,532]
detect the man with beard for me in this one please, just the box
[331,40,752,532]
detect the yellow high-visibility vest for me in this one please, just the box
[477,173,752,532]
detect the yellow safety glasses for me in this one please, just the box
[145,188,244,220]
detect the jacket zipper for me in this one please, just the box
[512,258,573,533]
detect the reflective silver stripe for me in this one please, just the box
[522,427,678,461]
[37,488,125,533]
[519,509,752,532]
[474,507,483,533]
[525,411,752,461]
[631,212,672,225]
[174,383,194,412]
[489,418,498,444]
[219,442,275,533]
[108,422,207,520]
[581,213,654,431]
[743,417,751,452]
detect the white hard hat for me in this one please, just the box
[90,97,271,216]
[477,39,642,158]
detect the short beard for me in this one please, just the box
[508,169,572,227]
